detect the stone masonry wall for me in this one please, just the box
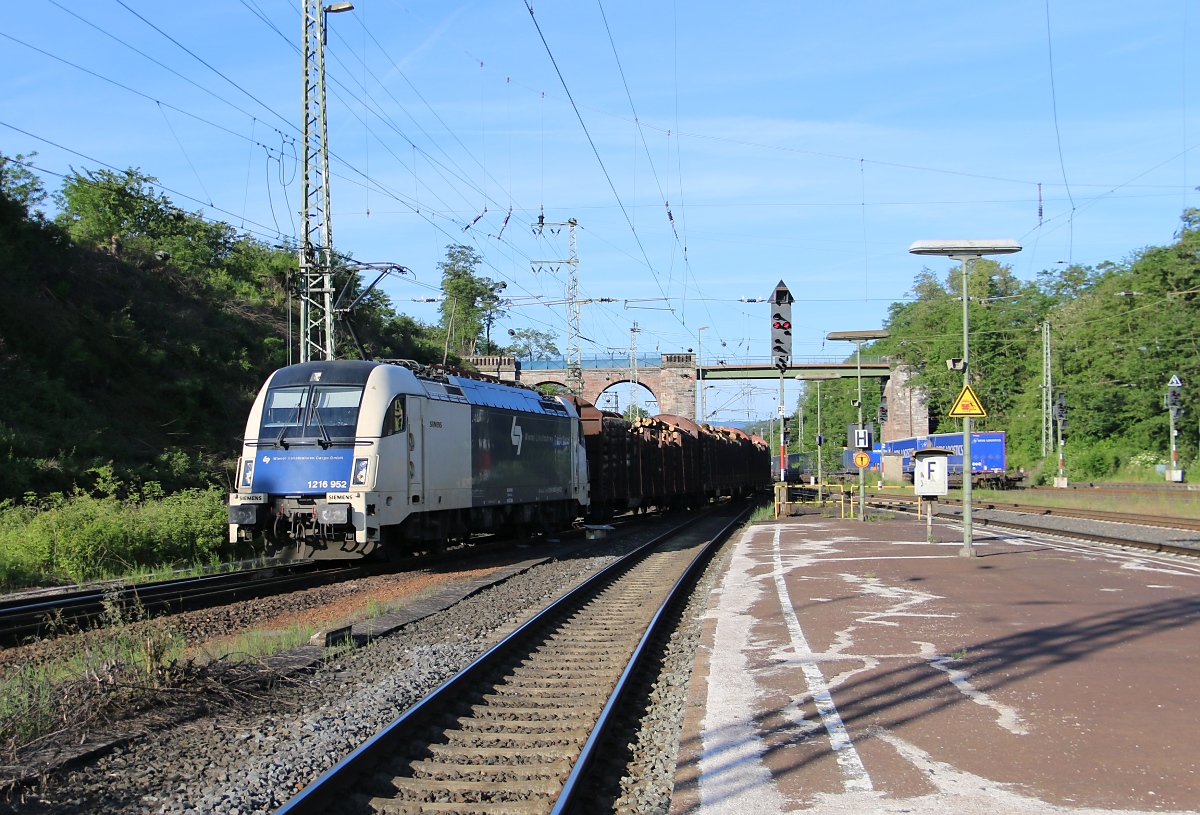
[469,354,698,421]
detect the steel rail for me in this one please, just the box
[865,498,1200,558]
[550,505,749,814]
[0,562,361,645]
[1030,482,1200,494]
[275,502,750,815]
[861,491,1200,532]
[931,497,1200,532]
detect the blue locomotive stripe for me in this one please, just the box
[252,449,354,495]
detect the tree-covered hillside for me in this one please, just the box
[792,209,1200,482]
[0,154,447,500]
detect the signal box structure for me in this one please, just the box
[913,448,950,497]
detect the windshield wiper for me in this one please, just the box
[311,407,333,450]
[275,401,304,450]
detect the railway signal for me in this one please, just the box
[877,396,889,425]
[1166,376,1184,481]
[1054,391,1067,486]
[771,281,794,372]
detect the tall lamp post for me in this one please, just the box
[796,372,838,505]
[826,330,890,522]
[909,239,1021,557]
[698,326,710,423]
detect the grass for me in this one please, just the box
[0,596,189,758]
[749,502,776,523]
[200,623,320,663]
[0,486,253,592]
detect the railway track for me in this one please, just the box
[1030,481,1200,494]
[0,526,588,646]
[862,494,1200,557]
[0,561,366,645]
[275,502,750,815]
[935,497,1200,532]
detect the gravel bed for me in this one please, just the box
[581,523,737,814]
[1,520,675,815]
[938,505,1200,550]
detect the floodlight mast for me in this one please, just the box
[826,330,889,522]
[908,239,1021,557]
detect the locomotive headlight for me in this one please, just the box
[352,457,370,486]
[239,458,255,489]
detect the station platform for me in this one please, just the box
[671,514,1200,814]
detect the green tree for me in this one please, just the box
[54,167,174,247]
[437,244,507,356]
[506,327,560,361]
[0,151,47,213]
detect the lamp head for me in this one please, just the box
[908,239,1021,259]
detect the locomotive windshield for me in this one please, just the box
[260,384,364,445]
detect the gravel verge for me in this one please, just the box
[0,518,677,814]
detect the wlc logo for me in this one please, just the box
[509,417,523,455]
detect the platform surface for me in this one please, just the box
[672,516,1200,814]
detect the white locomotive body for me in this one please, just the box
[228,360,589,559]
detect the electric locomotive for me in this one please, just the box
[227,359,589,559]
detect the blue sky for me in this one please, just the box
[2,1,1197,421]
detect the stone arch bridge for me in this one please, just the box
[466,355,926,442]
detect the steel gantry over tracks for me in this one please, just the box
[698,361,892,381]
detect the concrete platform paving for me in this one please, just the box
[672,515,1200,814]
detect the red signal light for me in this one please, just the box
[781,321,791,330]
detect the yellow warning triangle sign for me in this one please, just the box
[948,383,988,418]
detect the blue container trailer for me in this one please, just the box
[841,431,1007,476]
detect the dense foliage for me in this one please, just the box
[0,154,451,502]
[792,210,1200,482]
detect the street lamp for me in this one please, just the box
[796,372,838,505]
[323,2,354,42]
[826,329,890,522]
[698,326,710,423]
[909,238,1020,557]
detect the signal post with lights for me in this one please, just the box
[771,281,794,483]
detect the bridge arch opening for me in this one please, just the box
[532,380,571,395]
[594,381,659,417]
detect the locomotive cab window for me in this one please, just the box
[261,386,309,436]
[259,384,364,443]
[382,395,406,437]
[309,386,363,440]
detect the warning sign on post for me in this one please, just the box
[948,384,988,418]
[853,451,871,469]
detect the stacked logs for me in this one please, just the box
[570,397,770,521]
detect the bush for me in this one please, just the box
[0,487,235,587]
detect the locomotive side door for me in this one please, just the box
[407,396,424,504]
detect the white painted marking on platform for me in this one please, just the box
[697,526,788,813]
[817,555,959,561]
[772,528,874,792]
[788,728,1200,814]
[916,642,1029,735]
